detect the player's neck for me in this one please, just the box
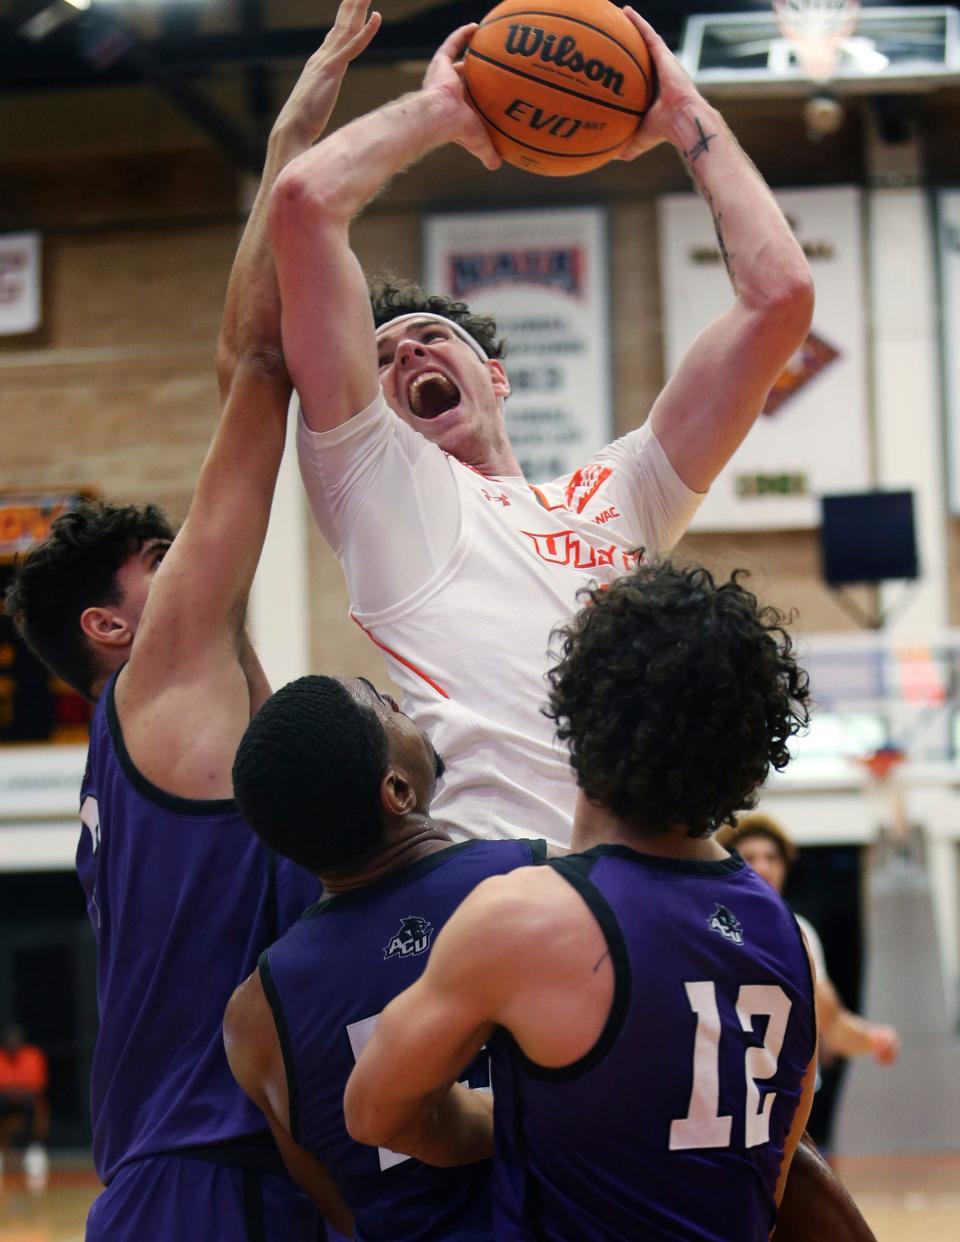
[572,796,728,862]
[467,439,524,479]
[318,819,453,894]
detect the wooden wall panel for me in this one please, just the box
[0,142,906,696]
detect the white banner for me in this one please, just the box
[423,208,611,483]
[658,187,871,530]
[0,232,41,335]
[939,190,960,514]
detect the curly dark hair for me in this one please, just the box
[4,500,174,700]
[546,563,811,839]
[233,675,390,873]
[368,273,505,359]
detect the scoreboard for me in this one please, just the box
[0,491,94,744]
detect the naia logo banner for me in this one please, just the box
[658,187,871,530]
[423,208,612,484]
[0,232,41,336]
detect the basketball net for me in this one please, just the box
[773,0,862,83]
[854,745,910,848]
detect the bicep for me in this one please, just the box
[345,892,509,1138]
[270,194,379,430]
[650,301,802,493]
[348,964,493,1120]
[597,424,704,556]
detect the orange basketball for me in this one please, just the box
[463,0,652,177]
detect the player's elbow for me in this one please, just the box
[756,263,815,343]
[343,1075,389,1150]
[269,156,345,245]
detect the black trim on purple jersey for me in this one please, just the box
[258,952,301,1143]
[580,841,746,876]
[105,668,237,817]
[241,1167,267,1242]
[176,1133,286,1175]
[510,852,633,1083]
[502,1056,550,1242]
[525,838,549,864]
[299,838,547,919]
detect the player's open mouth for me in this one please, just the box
[408,372,460,420]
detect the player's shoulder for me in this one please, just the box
[443,864,587,968]
[226,963,290,1078]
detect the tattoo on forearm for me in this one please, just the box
[703,188,738,292]
[685,117,718,163]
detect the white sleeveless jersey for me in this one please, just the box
[298,393,703,846]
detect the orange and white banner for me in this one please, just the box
[0,232,41,336]
[659,186,871,530]
[424,207,611,483]
[0,490,87,562]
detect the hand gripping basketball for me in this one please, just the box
[616,8,708,161]
[423,25,503,171]
[463,0,653,176]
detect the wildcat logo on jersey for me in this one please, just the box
[383,916,435,961]
[708,904,744,945]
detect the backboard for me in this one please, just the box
[681,6,960,95]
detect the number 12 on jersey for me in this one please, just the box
[669,981,792,1152]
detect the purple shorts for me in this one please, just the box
[86,1153,318,1241]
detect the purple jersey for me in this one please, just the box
[77,670,321,1185]
[489,845,816,1241]
[261,838,546,1242]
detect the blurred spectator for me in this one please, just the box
[720,813,901,1152]
[0,1022,50,1190]
[721,817,901,1070]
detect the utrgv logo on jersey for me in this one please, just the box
[521,529,640,573]
[708,904,744,945]
[384,916,435,961]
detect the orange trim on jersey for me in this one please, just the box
[529,485,567,512]
[351,616,450,699]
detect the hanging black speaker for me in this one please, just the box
[819,491,918,586]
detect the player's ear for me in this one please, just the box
[381,768,416,817]
[488,359,510,399]
[80,605,133,650]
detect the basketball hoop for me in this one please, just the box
[774,0,862,82]
[854,744,905,784]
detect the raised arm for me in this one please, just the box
[119,2,379,796]
[268,24,499,432]
[621,10,814,493]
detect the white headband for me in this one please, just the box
[375,312,490,363]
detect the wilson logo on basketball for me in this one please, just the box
[504,24,625,96]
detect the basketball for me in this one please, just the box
[463,0,652,177]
